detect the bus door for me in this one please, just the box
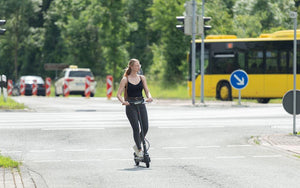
[265,50,289,98]
[246,50,265,98]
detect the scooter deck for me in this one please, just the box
[134,153,151,167]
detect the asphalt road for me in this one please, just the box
[1,96,300,187]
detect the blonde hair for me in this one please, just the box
[123,58,139,77]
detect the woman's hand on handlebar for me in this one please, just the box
[122,101,130,106]
[145,97,153,103]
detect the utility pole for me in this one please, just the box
[200,0,205,104]
[191,0,196,105]
[176,1,211,105]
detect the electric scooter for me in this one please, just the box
[129,99,151,168]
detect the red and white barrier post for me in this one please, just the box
[45,77,51,96]
[63,79,70,97]
[20,79,25,96]
[32,79,37,96]
[106,75,113,99]
[7,80,12,96]
[85,76,91,98]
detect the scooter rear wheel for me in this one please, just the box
[134,153,140,166]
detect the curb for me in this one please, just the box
[256,134,300,156]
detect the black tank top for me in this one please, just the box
[127,79,143,98]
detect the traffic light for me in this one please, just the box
[203,17,212,31]
[176,16,185,33]
[0,20,6,35]
[198,17,211,35]
[176,16,192,35]
[176,1,194,35]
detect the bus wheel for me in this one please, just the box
[218,82,232,101]
[257,98,270,103]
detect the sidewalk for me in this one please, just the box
[259,134,300,155]
[0,166,42,188]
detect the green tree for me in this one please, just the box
[233,0,295,37]
[126,0,155,74]
[99,0,130,83]
[0,0,43,80]
[148,0,190,85]
[205,0,234,35]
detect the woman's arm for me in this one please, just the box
[117,77,129,105]
[141,75,153,102]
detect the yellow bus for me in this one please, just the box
[188,30,300,103]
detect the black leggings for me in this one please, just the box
[126,104,148,150]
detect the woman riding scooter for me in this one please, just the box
[117,58,153,158]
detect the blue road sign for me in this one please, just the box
[230,70,248,90]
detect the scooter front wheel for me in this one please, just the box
[144,155,150,168]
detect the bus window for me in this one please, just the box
[212,52,237,74]
[298,50,300,73]
[266,51,279,73]
[279,51,288,73]
[196,48,210,74]
[248,51,264,74]
[196,49,201,75]
[204,50,209,73]
[287,51,293,73]
[238,52,246,70]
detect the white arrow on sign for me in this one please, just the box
[234,74,244,85]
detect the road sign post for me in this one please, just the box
[289,11,298,135]
[230,70,249,105]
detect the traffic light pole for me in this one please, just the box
[200,0,205,104]
[191,0,196,105]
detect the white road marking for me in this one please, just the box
[26,154,285,163]
[271,126,290,129]
[108,158,132,161]
[179,157,206,160]
[1,150,23,153]
[252,155,282,158]
[29,150,56,153]
[216,156,246,159]
[32,160,62,163]
[158,126,225,129]
[151,157,174,160]
[64,149,88,152]
[162,146,187,149]
[226,145,252,147]
[70,159,103,162]
[97,148,124,151]
[42,127,105,131]
[196,145,221,148]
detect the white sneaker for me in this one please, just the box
[133,145,143,158]
[133,145,139,154]
[137,150,143,158]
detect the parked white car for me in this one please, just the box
[54,65,97,97]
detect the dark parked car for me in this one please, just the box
[12,76,46,96]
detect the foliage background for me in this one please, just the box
[0,0,297,86]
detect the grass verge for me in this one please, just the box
[0,155,20,169]
[0,96,25,110]
[250,136,261,145]
[294,155,300,159]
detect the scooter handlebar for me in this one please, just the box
[129,100,148,105]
